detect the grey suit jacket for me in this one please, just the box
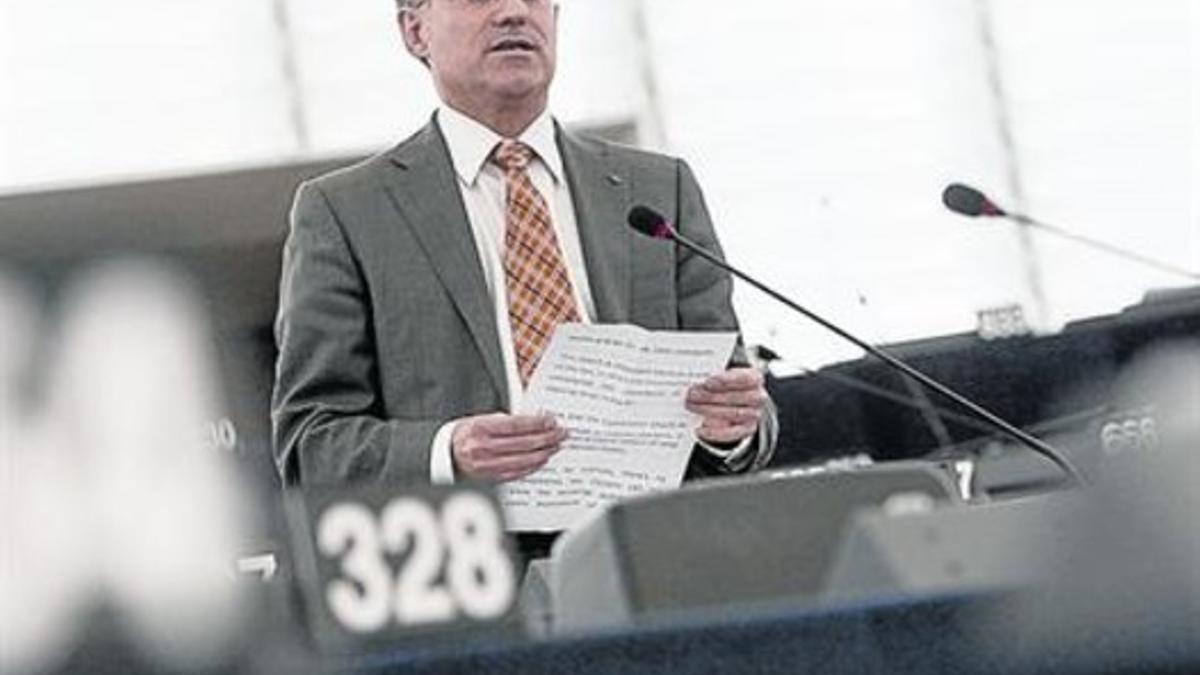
[272,117,777,487]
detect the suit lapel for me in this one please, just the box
[383,121,508,406]
[557,125,633,323]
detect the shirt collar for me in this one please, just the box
[437,105,564,187]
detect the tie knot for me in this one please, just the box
[493,139,534,172]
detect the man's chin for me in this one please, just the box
[486,74,551,104]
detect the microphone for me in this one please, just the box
[752,345,782,364]
[942,183,1199,281]
[627,205,1084,486]
[942,183,1007,218]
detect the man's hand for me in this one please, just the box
[451,413,567,483]
[685,368,768,446]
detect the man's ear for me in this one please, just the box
[398,10,431,64]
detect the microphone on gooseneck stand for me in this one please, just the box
[942,183,1200,282]
[626,205,1085,487]
[941,183,1009,218]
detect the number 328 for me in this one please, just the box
[317,493,516,632]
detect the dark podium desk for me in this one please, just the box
[330,589,1198,675]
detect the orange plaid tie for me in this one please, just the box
[493,139,582,386]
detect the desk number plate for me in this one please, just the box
[286,483,519,653]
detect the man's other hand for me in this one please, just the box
[685,368,768,446]
[451,413,567,483]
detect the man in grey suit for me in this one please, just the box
[272,0,777,501]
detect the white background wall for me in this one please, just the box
[1,0,1195,368]
[641,0,1197,367]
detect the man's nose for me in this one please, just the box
[492,0,531,24]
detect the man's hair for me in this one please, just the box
[396,0,426,9]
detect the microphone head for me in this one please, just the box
[753,345,782,362]
[942,183,1006,217]
[627,206,676,240]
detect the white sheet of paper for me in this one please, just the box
[499,323,737,532]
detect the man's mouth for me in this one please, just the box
[489,37,538,54]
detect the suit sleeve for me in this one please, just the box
[271,182,440,487]
[673,160,779,476]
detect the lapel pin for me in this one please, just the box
[606,174,624,186]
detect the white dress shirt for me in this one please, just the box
[429,106,745,484]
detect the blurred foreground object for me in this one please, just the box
[1,272,91,674]
[2,261,251,674]
[971,342,1200,672]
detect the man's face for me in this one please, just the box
[403,0,558,115]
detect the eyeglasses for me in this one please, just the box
[409,0,548,10]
